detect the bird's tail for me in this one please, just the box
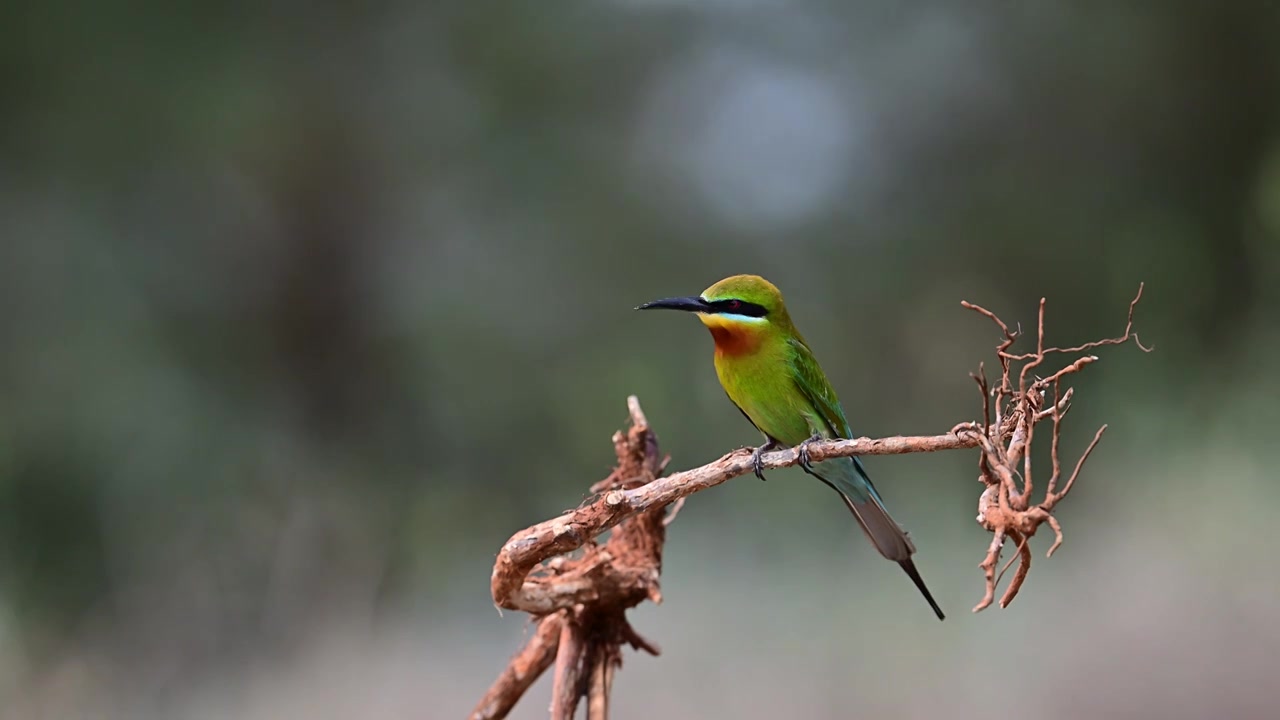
[811,457,946,621]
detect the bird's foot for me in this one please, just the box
[751,440,780,481]
[797,434,824,475]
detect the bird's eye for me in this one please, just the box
[727,300,741,310]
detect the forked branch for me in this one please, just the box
[955,283,1151,610]
[472,285,1150,719]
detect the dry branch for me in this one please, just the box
[472,286,1149,719]
[955,283,1151,610]
[490,429,975,614]
[470,615,562,720]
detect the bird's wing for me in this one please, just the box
[786,334,885,499]
[785,337,944,620]
[785,336,854,439]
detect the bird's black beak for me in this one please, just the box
[635,296,711,313]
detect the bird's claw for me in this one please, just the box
[797,434,823,474]
[751,441,778,481]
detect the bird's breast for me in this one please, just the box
[708,325,761,357]
[709,335,814,445]
[698,314,765,357]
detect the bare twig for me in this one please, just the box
[973,528,1007,612]
[994,533,1025,587]
[1003,282,1153,359]
[550,617,584,720]
[619,619,660,656]
[1046,515,1065,558]
[960,284,1148,612]
[1054,425,1107,503]
[662,496,686,527]
[470,615,563,720]
[1000,529,1033,609]
[587,645,614,720]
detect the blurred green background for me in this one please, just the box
[3,2,1280,718]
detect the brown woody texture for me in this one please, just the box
[470,286,1148,719]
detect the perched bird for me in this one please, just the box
[637,274,944,620]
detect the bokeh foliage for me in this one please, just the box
[2,2,1279,718]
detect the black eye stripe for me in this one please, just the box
[708,299,768,317]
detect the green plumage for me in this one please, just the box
[719,329,875,496]
[638,274,945,620]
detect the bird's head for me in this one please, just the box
[636,274,794,346]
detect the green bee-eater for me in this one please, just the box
[638,274,944,620]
